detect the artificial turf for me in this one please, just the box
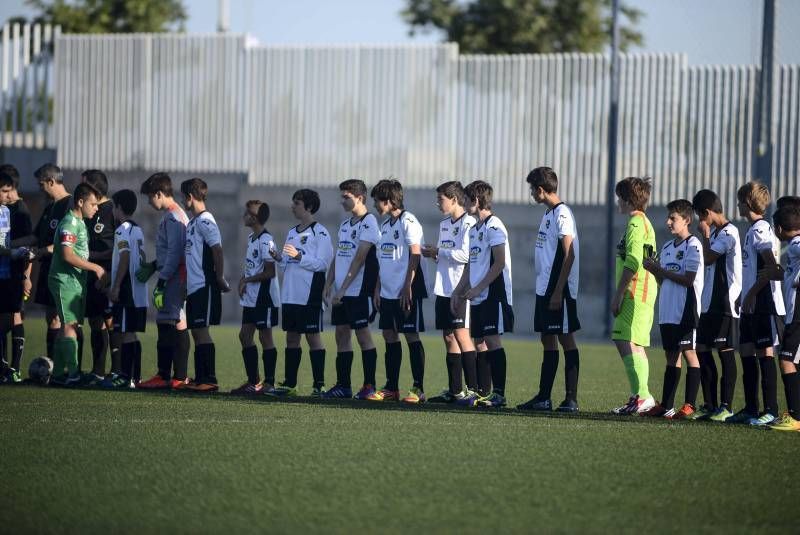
[1,325,797,533]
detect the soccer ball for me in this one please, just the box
[28,356,54,385]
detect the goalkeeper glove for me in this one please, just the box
[136,260,156,283]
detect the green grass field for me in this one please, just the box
[2,325,797,533]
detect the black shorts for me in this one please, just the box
[85,271,112,319]
[0,278,24,313]
[435,295,469,330]
[696,313,734,348]
[186,285,222,328]
[282,304,322,334]
[739,313,783,349]
[34,261,54,306]
[470,300,514,339]
[378,298,425,333]
[331,296,374,329]
[778,321,800,365]
[660,323,696,351]
[242,306,279,329]
[112,305,147,333]
[533,293,580,334]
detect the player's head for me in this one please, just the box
[180,178,208,213]
[140,172,173,210]
[81,169,108,198]
[737,180,770,218]
[435,181,465,215]
[666,199,693,236]
[73,182,100,219]
[111,189,138,222]
[35,163,63,197]
[339,179,368,213]
[0,164,20,190]
[776,196,800,211]
[371,178,404,215]
[773,205,800,241]
[465,180,493,215]
[526,167,558,204]
[691,189,723,223]
[615,176,652,213]
[0,171,14,205]
[244,200,270,228]
[291,189,320,218]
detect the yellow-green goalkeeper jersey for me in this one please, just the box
[615,211,657,305]
[49,211,89,283]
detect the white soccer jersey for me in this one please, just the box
[701,223,742,317]
[185,211,222,295]
[742,219,785,315]
[0,205,10,279]
[111,221,148,308]
[783,236,800,324]
[468,214,513,305]
[433,213,476,297]
[334,213,379,297]
[240,230,280,309]
[279,222,334,306]
[535,203,580,298]
[658,236,704,325]
[377,211,428,300]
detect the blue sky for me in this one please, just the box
[1,0,798,65]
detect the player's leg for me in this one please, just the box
[454,302,478,401]
[0,312,12,381]
[83,315,108,385]
[476,334,507,407]
[355,325,378,399]
[557,333,580,411]
[772,326,800,430]
[9,311,24,383]
[45,306,61,362]
[475,337,491,397]
[520,294,562,410]
[728,313,760,423]
[258,321,277,390]
[676,346,701,418]
[233,320,260,394]
[402,331,426,403]
[187,326,217,391]
[305,330,326,395]
[328,302,353,395]
[370,326,401,401]
[427,329,463,403]
[749,327,779,426]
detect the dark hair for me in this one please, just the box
[737,180,770,215]
[773,206,800,232]
[73,183,99,207]
[526,167,558,194]
[140,172,173,197]
[246,200,270,225]
[666,199,693,223]
[34,163,62,184]
[180,178,208,202]
[436,181,465,205]
[692,189,723,217]
[615,176,652,211]
[465,180,493,210]
[0,164,20,189]
[112,189,138,216]
[81,169,108,197]
[370,179,404,210]
[292,189,320,214]
[339,179,368,199]
[776,196,800,211]
[0,172,14,189]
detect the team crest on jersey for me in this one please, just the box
[351,229,357,240]
[50,219,58,230]
[393,230,399,240]
[545,220,551,229]
[470,246,481,258]
[478,231,484,241]
[676,250,684,260]
[300,235,308,245]
[252,248,259,258]
[94,222,104,234]
[452,227,459,236]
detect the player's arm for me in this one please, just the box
[451,261,471,315]
[612,219,643,316]
[59,230,104,278]
[437,229,470,264]
[400,243,421,310]
[464,244,505,301]
[33,211,54,257]
[242,260,276,284]
[200,221,229,291]
[291,228,333,273]
[10,209,35,247]
[158,218,185,282]
[742,249,782,312]
[110,249,130,303]
[332,239,373,301]
[549,234,575,309]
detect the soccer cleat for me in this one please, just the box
[555,399,579,413]
[748,412,777,427]
[51,373,81,387]
[708,406,734,422]
[427,390,457,403]
[401,387,426,404]
[182,381,219,393]
[769,413,800,432]
[366,388,400,401]
[353,384,376,400]
[687,404,714,421]
[230,382,262,395]
[634,396,657,414]
[170,378,190,389]
[639,403,668,417]
[100,373,132,389]
[137,375,171,390]
[264,383,298,398]
[5,368,22,384]
[670,403,695,420]
[477,392,507,408]
[79,373,105,387]
[725,408,758,424]
[321,384,353,399]
[517,396,552,412]
[455,389,480,407]
[311,386,326,397]
[611,396,638,415]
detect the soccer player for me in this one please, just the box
[102,189,147,388]
[610,176,658,415]
[267,189,333,397]
[519,167,581,413]
[730,181,784,426]
[451,180,513,408]
[180,178,230,392]
[323,179,379,400]
[421,181,477,404]
[136,173,191,390]
[48,183,105,385]
[368,179,428,403]
[770,204,800,431]
[641,199,704,419]
[691,189,742,422]
[32,164,72,363]
[233,200,280,395]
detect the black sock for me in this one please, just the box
[310,349,326,389]
[193,344,207,383]
[120,341,135,380]
[685,366,701,407]
[759,356,778,416]
[262,347,278,385]
[461,350,478,391]
[476,351,492,395]
[741,355,759,414]
[335,351,354,388]
[488,347,507,396]
[133,341,142,382]
[109,336,121,375]
[75,325,84,373]
[697,350,718,408]
[782,372,800,419]
[409,341,425,390]
[362,347,377,386]
[661,365,681,410]
[719,349,737,408]
[564,349,580,402]
[205,343,217,383]
[173,329,190,380]
[0,332,7,371]
[90,327,108,376]
[11,324,24,371]
[446,353,463,394]
[538,350,559,399]
[242,345,259,384]
[156,324,177,380]
[385,342,402,391]
[284,347,302,388]
[46,327,58,361]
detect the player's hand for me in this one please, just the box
[10,247,31,261]
[332,289,344,307]
[742,292,756,314]
[611,293,623,317]
[373,292,381,313]
[109,286,120,303]
[548,291,562,311]
[421,245,437,259]
[642,257,658,273]
[22,277,32,299]
[399,285,412,313]
[450,295,461,316]
[269,245,282,262]
[153,285,165,310]
[283,244,300,259]
[463,287,480,301]
[135,259,156,283]
[238,278,247,297]
[697,220,711,238]
[93,265,106,281]
[217,276,231,293]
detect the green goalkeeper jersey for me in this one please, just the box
[49,210,89,284]
[615,211,657,306]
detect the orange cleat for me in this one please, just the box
[669,403,696,420]
[137,375,170,389]
[170,378,190,389]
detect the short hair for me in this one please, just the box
[140,172,173,197]
[292,189,320,214]
[776,196,800,211]
[526,167,558,194]
[737,181,770,215]
[615,176,652,212]
[666,199,694,223]
[73,183,99,207]
[692,189,723,217]
[465,180,493,210]
[773,206,800,232]
[34,163,62,184]
[0,164,20,188]
[180,178,208,202]
[81,169,108,197]
[246,200,270,225]
[370,179,404,210]
[0,172,14,189]
[436,181,466,205]
[112,189,138,216]
[339,179,367,199]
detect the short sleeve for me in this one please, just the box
[709,230,731,256]
[116,226,130,252]
[623,216,645,273]
[685,239,702,272]
[751,222,774,253]
[261,234,275,264]
[359,214,379,245]
[403,215,423,246]
[198,217,222,247]
[59,223,77,248]
[556,208,575,239]
[487,220,507,247]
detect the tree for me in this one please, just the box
[25,0,187,34]
[402,0,643,54]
